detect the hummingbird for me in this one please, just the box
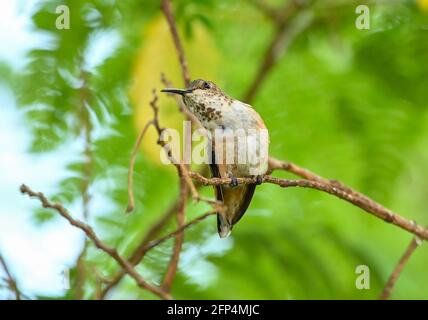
[162,79,269,238]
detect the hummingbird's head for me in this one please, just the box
[161,79,234,129]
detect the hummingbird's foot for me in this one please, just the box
[255,175,263,185]
[229,176,239,188]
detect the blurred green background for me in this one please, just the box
[1,0,428,299]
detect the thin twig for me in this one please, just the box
[126,120,154,213]
[268,156,413,228]
[79,69,93,221]
[187,172,428,241]
[20,184,171,300]
[98,202,215,299]
[144,210,216,252]
[132,90,192,295]
[75,68,93,299]
[161,0,191,87]
[126,89,203,210]
[148,91,190,292]
[0,253,21,300]
[92,267,112,300]
[268,156,327,182]
[74,240,88,300]
[380,236,423,300]
[98,199,179,299]
[161,179,187,291]
[269,156,358,195]
[104,210,217,296]
[158,0,196,296]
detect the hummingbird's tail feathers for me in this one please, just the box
[231,183,256,225]
[216,184,256,238]
[217,214,232,238]
[209,150,257,238]
[210,159,231,238]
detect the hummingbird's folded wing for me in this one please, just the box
[209,149,256,237]
[209,149,224,202]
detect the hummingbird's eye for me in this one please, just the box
[203,81,211,89]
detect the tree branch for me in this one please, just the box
[158,1,200,292]
[380,236,423,300]
[161,180,187,291]
[143,211,216,252]
[0,253,21,300]
[98,204,215,299]
[98,199,179,299]
[161,0,191,87]
[80,73,92,221]
[75,67,93,299]
[268,157,428,240]
[268,156,328,182]
[74,240,89,300]
[187,172,428,241]
[126,119,154,213]
[19,184,171,300]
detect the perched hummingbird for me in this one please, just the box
[162,79,269,238]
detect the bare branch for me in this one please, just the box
[98,203,215,299]
[133,90,191,294]
[0,253,21,300]
[19,184,171,300]
[161,180,187,291]
[188,172,428,241]
[268,157,427,239]
[74,240,88,300]
[161,0,191,87]
[78,69,93,221]
[126,88,212,212]
[269,156,363,195]
[380,236,423,300]
[144,211,216,252]
[268,156,327,182]
[98,199,179,299]
[147,91,192,292]
[75,68,93,299]
[126,120,154,213]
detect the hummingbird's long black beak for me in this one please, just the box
[161,88,194,96]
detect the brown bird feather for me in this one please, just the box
[209,149,256,238]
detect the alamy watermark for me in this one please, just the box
[355,265,370,290]
[355,5,370,30]
[55,5,70,30]
[159,121,269,176]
